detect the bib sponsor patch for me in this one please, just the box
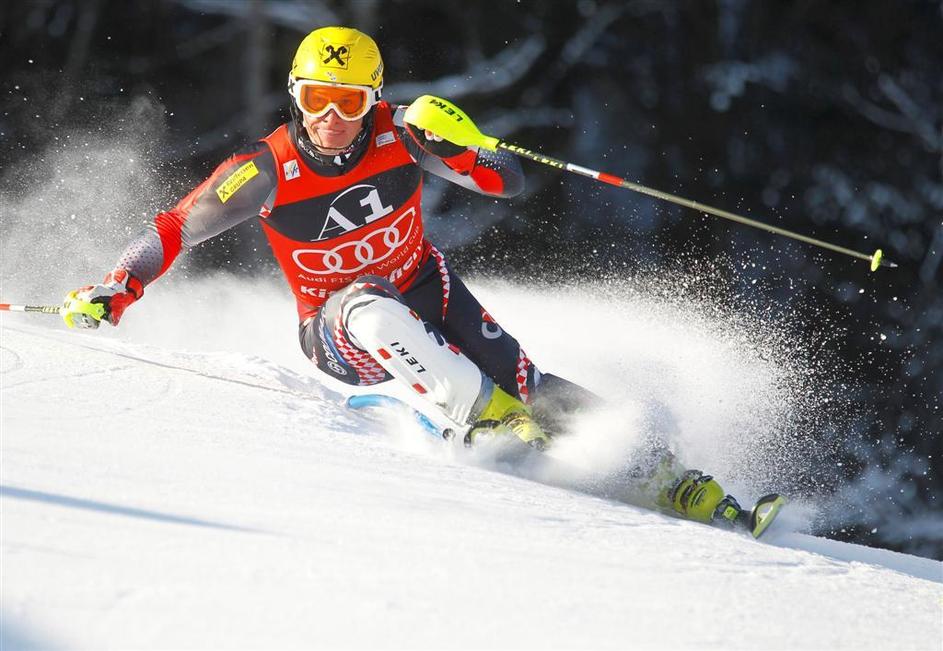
[216,161,259,203]
[375,131,395,147]
[283,159,300,181]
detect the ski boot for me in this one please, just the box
[660,469,743,525]
[465,385,550,450]
[658,468,785,538]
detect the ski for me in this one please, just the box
[744,493,786,538]
[346,394,455,441]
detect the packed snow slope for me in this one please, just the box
[2,277,941,650]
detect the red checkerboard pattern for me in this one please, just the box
[429,244,451,321]
[331,281,389,386]
[516,349,532,403]
[332,319,388,385]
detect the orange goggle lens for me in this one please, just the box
[296,84,370,120]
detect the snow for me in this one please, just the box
[2,278,941,650]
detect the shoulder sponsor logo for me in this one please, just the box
[283,159,300,181]
[216,160,259,203]
[375,131,395,147]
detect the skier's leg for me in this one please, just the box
[527,373,604,436]
[399,258,748,523]
[436,280,745,524]
[310,275,547,446]
[304,275,485,422]
[389,255,762,526]
[403,250,601,435]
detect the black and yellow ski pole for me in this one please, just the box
[0,303,62,315]
[405,95,896,272]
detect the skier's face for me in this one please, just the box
[303,108,364,152]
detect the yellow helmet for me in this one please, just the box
[290,26,384,92]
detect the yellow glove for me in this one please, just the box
[62,270,142,329]
[403,95,499,150]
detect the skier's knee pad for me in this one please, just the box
[343,294,410,348]
[337,280,407,348]
[340,286,487,424]
[329,276,404,343]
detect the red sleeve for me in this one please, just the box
[440,150,506,195]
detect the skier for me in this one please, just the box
[61,26,764,531]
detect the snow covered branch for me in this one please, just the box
[170,0,339,31]
[384,35,546,103]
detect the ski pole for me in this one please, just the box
[0,303,62,315]
[405,95,897,272]
[494,143,894,271]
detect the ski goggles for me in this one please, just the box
[290,80,379,121]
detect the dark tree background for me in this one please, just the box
[1,0,940,558]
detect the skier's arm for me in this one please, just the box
[62,142,277,328]
[119,141,277,286]
[392,105,524,198]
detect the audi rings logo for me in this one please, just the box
[292,208,416,275]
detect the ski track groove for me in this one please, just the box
[0,345,24,374]
[2,364,139,390]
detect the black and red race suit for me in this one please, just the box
[260,105,426,320]
[111,102,565,405]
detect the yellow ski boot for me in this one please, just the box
[630,450,784,536]
[659,469,743,525]
[651,464,785,537]
[466,386,550,450]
